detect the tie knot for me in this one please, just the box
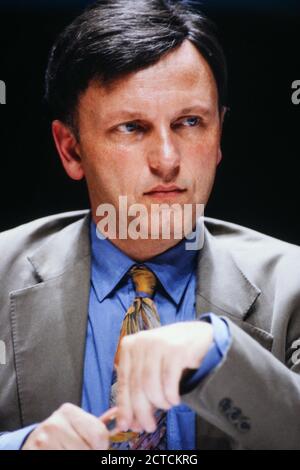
[129,265,157,298]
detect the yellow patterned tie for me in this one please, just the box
[109,265,167,450]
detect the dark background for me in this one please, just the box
[0,0,299,243]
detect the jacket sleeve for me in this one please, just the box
[180,318,300,449]
[180,313,231,395]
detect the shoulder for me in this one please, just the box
[205,216,300,255]
[204,217,300,281]
[0,209,90,266]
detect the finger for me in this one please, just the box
[142,343,173,410]
[161,354,182,406]
[130,346,157,433]
[100,407,123,436]
[116,337,133,430]
[54,416,91,450]
[60,403,110,450]
[130,417,144,433]
[27,413,90,450]
[100,406,118,423]
[132,389,157,433]
[104,408,143,434]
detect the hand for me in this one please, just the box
[116,320,213,433]
[22,404,121,450]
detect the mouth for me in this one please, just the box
[144,185,187,199]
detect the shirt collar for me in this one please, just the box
[90,220,199,306]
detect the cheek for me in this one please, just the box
[183,124,220,162]
[185,139,219,176]
[87,144,141,193]
[183,138,219,203]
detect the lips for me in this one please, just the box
[144,184,186,196]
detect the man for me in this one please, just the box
[1,0,300,450]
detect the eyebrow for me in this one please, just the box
[178,105,211,117]
[105,104,212,122]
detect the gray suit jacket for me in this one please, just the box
[1,209,300,449]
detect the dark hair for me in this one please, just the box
[45,0,227,134]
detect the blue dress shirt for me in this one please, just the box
[0,221,231,450]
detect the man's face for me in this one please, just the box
[68,40,223,240]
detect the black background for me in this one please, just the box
[0,0,299,244]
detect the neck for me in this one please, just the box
[105,237,182,262]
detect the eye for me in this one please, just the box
[173,116,202,128]
[117,121,143,134]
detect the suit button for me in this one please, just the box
[228,407,242,423]
[238,417,251,433]
[218,398,232,413]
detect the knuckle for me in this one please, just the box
[40,413,61,437]
[41,418,59,435]
[137,330,148,341]
[33,432,49,449]
[120,335,133,349]
[147,334,161,348]
[59,402,75,416]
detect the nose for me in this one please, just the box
[147,128,180,181]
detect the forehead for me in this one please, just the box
[79,40,218,118]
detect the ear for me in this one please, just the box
[217,106,227,166]
[217,147,223,165]
[52,120,84,181]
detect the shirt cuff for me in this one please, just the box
[179,313,231,395]
[0,424,37,450]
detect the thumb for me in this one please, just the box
[99,406,122,436]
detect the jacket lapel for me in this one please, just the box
[195,226,260,321]
[9,211,91,426]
